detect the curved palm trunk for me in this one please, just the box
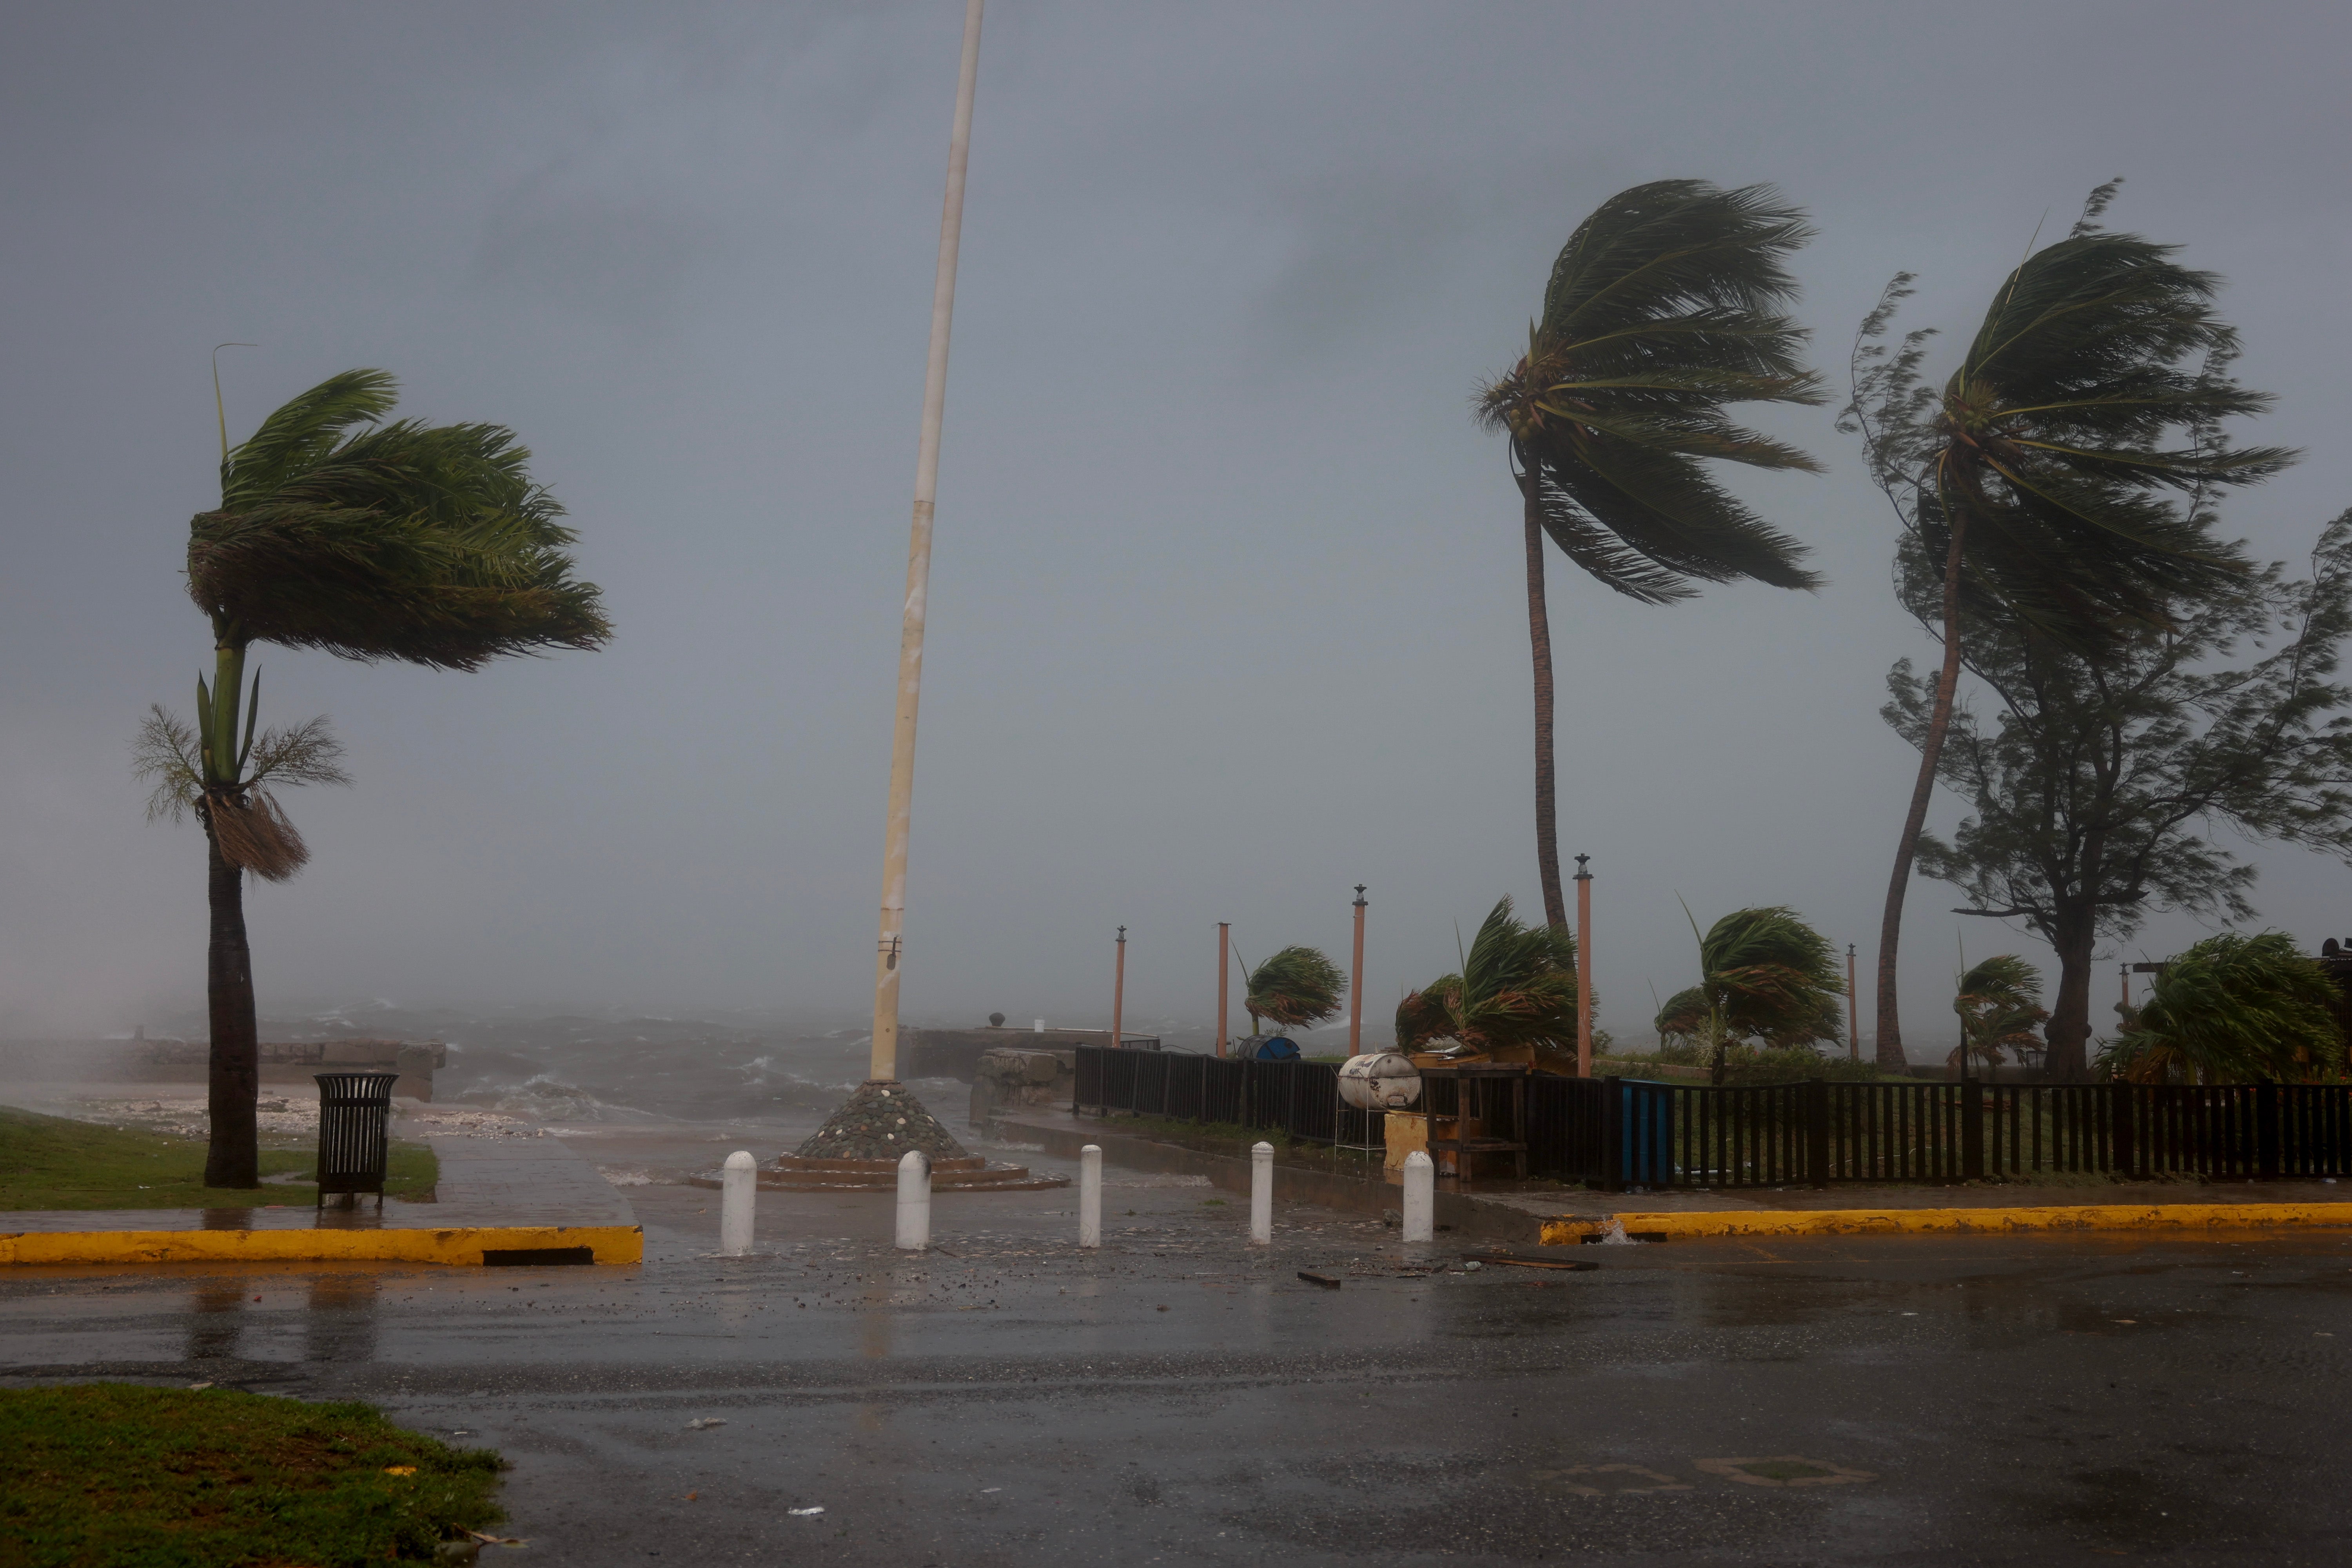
[1875,516,1969,1069]
[1521,480,1569,931]
[203,825,260,1189]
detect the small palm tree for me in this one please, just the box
[1655,905,1846,1083]
[2100,932,2341,1084]
[1842,180,2293,1067]
[1394,897,1582,1066]
[1952,955,2050,1072]
[137,369,608,1187]
[1477,179,1826,929]
[1244,946,1346,1036]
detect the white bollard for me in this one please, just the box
[1249,1141,1274,1245]
[1078,1144,1102,1248]
[896,1150,931,1251]
[719,1150,757,1256]
[1401,1150,1434,1244]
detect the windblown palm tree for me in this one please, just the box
[1654,905,1845,1082]
[135,369,608,1187]
[1842,180,2292,1069]
[1477,179,1826,929]
[1244,946,1346,1035]
[1951,954,2050,1072]
[2100,932,2340,1084]
[1394,897,1583,1067]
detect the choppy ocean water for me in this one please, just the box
[17,999,1361,1178]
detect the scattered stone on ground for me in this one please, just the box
[402,1109,542,1139]
[66,1096,319,1139]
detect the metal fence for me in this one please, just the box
[1073,1046,2352,1190]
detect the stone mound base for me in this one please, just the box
[794,1080,970,1161]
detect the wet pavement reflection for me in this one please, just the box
[10,1158,2352,1564]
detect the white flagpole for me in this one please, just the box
[868,0,985,1085]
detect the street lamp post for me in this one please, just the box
[1111,926,1127,1051]
[1348,886,1367,1058]
[1573,855,1594,1078]
[1847,944,1860,1062]
[1216,922,1230,1058]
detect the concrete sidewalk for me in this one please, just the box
[0,1134,641,1265]
[1011,1106,2352,1242]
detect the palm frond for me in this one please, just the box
[1954,954,2048,1066]
[191,374,611,668]
[1399,897,1584,1057]
[1652,985,1709,1043]
[1395,978,1462,1053]
[245,715,352,789]
[1859,214,2294,646]
[219,369,398,510]
[1245,946,1346,1031]
[204,788,310,882]
[1479,179,1825,603]
[1689,906,1846,1048]
[132,705,203,823]
[2100,932,2341,1083]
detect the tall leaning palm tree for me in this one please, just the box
[1842,181,2292,1070]
[136,369,609,1187]
[1477,179,1827,929]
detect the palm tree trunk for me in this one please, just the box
[1521,480,1568,930]
[203,824,260,1188]
[1875,515,1969,1069]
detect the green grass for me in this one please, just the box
[0,1383,505,1567]
[0,1105,436,1211]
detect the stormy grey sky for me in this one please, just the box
[4,1,2350,1047]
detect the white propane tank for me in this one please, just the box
[1338,1051,1423,1111]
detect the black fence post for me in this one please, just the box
[2257,1082,2281,1181]
[1805,1078,1829,1189]
[1962,1078,1985,1181]
[1600,1077,1624,1194]
[2111,1082,2136,1179]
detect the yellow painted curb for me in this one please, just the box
[0,1223,642,1267]
[1539,1202,2352,1245]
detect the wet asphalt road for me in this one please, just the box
[7,1165,2352,1566]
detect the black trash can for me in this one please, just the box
[314,1071,400,1209]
